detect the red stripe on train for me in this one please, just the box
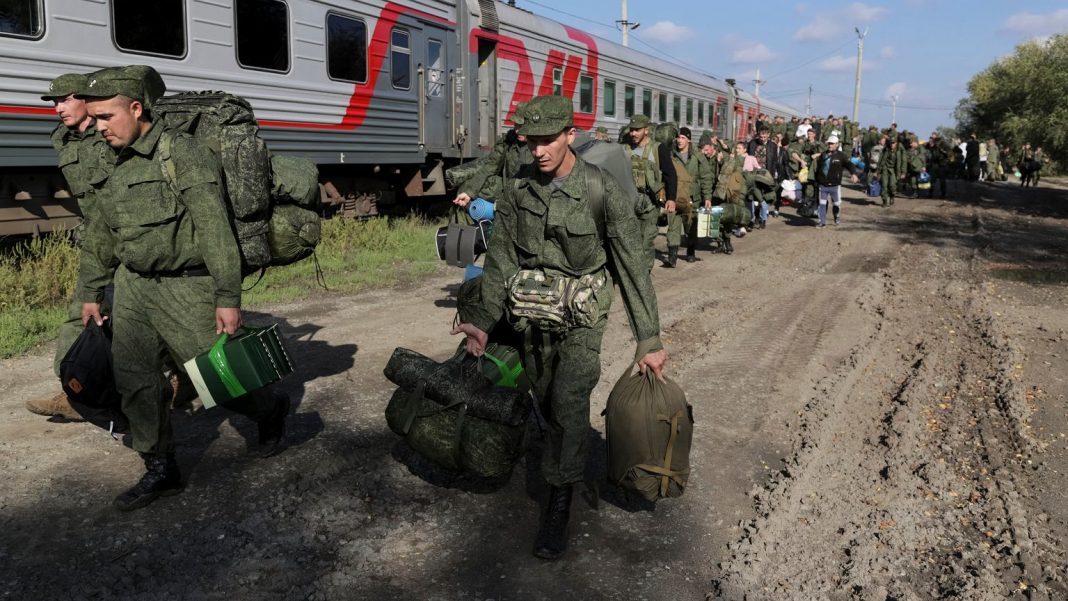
[0,104,54,116]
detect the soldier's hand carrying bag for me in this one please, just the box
[506,269,604,332]
[383,346,531,478]
[603,362,693,501]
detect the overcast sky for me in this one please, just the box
[511,0,1068,135]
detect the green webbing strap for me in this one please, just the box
[635,409,686,497]
[482,350,523,388]
[208,332,248,398]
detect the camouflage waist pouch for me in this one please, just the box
[507,269,606,331]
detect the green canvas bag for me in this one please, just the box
[603,363,693,500]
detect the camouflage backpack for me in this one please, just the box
[155,92,321,276]
[631,141,664,197]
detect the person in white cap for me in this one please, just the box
[812,135,860,227]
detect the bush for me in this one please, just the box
[0,215,446,358]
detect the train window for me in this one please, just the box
[0,0,43,39]
[642,90,651,118]
[390,28,411,90]
[603,80,616,116]
[113,0,184,57]
[552,68,563,95]
[236,0,289,72]
[624,85,635,118]
[327,13,368,83]
[427,39,444,97]
[672,96,680,124]
[686,98,693,124]
[658,93,667,122]
[698,101,704,127]
[579,75,593,113]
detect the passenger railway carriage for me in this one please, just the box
[0,0,799,234]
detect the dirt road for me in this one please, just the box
[2,179,1066,600]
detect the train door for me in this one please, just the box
[420,28,451,151]
[476,38,498,149]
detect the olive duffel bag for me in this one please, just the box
[383,346,531,478]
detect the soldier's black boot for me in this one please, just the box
[684,247,700,262]
[257,391,291,458]
[661,246,678,268]
[114,453,183,511]
[533,484,573,560]
[722,235,734,255]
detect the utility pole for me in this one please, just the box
[752,68,766,98]
[616,0,640,48]
[805,85,812,116]
[891,95,899,124]
[852,27,867,123]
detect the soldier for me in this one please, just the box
[925,132,950,199]
[448,126,530,207]
[450,95,667,560]
[25,73,113,420]
[665,126,714,264]
[986,139,1000,183]
[626,114,677,266]
[801,128,825,203]
[76,66,289,511]
[905,138,927,198]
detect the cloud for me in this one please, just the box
[818,55,876,72]
[1001,9,1068,37]
[639,21,694,45]
[794,15,843,42]
[885,82,907,100]
[731,42,778,64]
[880,45,895,59]
[845,2,889,23]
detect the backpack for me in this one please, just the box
[603,364,693,501]
[630,141,664,197]
[60,320,128,434]
[155,92,321,275]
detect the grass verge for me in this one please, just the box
[0,216,444,359]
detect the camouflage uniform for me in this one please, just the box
[446,128,531,201]
[462,98,663,489]
[42,74,114,377]
[626,114,674,266]
[669,141,714,258]
[77,69,282,459]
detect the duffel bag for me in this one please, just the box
[383,348,530,477]
[603,363,693,501]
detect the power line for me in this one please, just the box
[811,88,955,111]
[518,0,724,81]
[763,39,852,81]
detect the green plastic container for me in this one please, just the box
[184,325,294,408]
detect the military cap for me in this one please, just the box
[77,65,166,108]
[511,101,528,126]
[698,132,713,147]
[595,126,608,134]
[628,114,651,130]
[514,95,573,137]
[41,73,89,100]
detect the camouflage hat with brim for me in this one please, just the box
[514,95,573,137]
[41,73,89,100]
[77,65,166,108]
[628,114,651,130]
[595,126,608,134]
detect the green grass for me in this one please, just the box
[0,215,445,359]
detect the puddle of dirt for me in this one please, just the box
[990,268,1068,285]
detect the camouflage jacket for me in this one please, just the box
[50,121,112,209]
[446,130,529,201]
[671,147,715,204]
[465,155,663,355]
[77,122,242,308]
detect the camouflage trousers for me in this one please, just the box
[664,199,696,250]
[636,194,659,266]
[112,266,277,454]
[879,173,898,204]
[521,319,606,487]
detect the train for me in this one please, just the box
[0,0,801,235]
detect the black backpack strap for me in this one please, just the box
[583,163,607,243]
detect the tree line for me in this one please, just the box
[956,34,1067,175]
